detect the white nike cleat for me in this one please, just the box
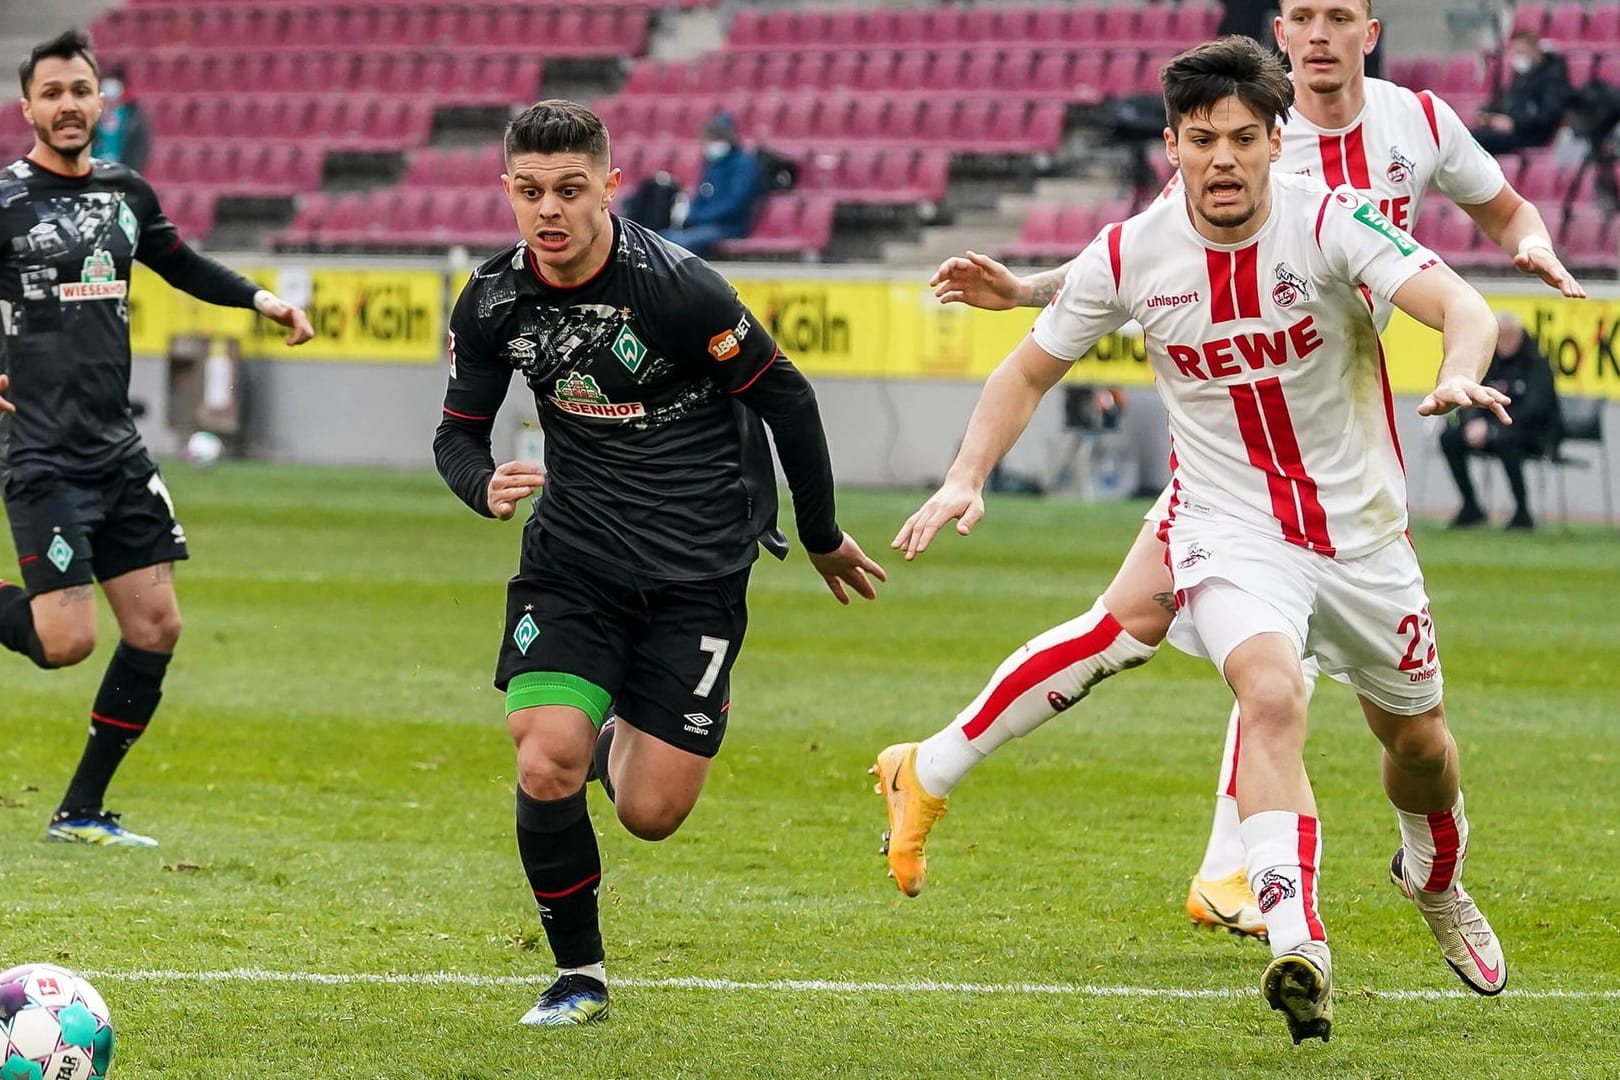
[1261,939,1333,1044]
[1390,847,1508,995]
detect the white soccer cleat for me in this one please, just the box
[1261,939,1333,1044]
[1390,847,1507,995]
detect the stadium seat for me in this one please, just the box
[713,194,836,257]
[1509,2,1547,36]
[1587,4,1620,41]
[1544,2,1586,44]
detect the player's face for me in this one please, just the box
[1166,97,1282,236]
[503,152,622,280]
[1275,0,1380,95]
[21,56,102,160]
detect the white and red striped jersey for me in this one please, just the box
[1279,79,1505,238]
[1033,174,1438,558]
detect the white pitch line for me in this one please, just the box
[80,969,1620,1002]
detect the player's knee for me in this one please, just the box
[128,610,182,652]
[38,625,96,668]
[1382,709,1451,772]
[616,796,692,842]
[515,749,589,802]
[1235,671,1307,734]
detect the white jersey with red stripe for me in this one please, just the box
[1158,80,1504,332]
[1033,174,1439,559]
[1281,79,1505,240]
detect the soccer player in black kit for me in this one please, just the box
[0,31,313,846]
[435,100,886,1025]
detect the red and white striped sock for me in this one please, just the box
[1240,810,1326,956]
[1395,792,1469,897]
[913,600,1157,797]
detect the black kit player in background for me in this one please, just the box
[434,100,886,1026]
[0,31,314,847]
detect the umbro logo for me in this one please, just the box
[682,712,714,736]
[508,336,537,362]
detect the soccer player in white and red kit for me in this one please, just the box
[875,0,1583,943]
[889,37,1509,1042]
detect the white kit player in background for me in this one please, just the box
[876,0,1584,946]
[886,37,1510,1044]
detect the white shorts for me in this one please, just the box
[1145,482,1175,525]
[1164,520,1443,716]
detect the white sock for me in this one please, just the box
[1197,701,1246,879]
[559,962,606,985]
[912,600,1157,797]
[1240,810,1326,957]
[1395,791,1468,897]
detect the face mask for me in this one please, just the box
[1510,55,1533,75]
[704,140,731,161]
[101,78,123,101]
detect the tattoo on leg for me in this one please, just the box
[151,563,174,584]
[1153,591,1178,615]
[57,585,94,608]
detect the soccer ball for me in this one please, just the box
[183,431,224,468]
[0,964,114,1080]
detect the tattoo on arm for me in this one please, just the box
[57,585,94,608]
[1153,591,1178,615]
[1024,264,1072,308]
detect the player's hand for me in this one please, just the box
[0,373,13,415]
[254,292,316,346]
[807,533,888,605]
[1515,245,1586,298]
[486,459,546,520]
[1420,376,1511,422]
[891,479,985,561]
[929,250,1029,310]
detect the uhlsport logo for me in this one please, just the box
[60,249,127,302]
[1147,291,1200,309]
[1256,869,1298,914]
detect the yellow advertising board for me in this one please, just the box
[131,265,445,363]
[131,260,1620,400]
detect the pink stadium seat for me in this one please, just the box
[846,95,889,143]
[1514,155,1563,201]
[1097,3,1140,44]
[1563,50,1597,88]
[1069,53,1107,101]
[1438,56,1486,94]
[965,49,1008,93]
[1587,4,1620,40]
[728,9,767,48]
[1135,4,1176,46]
[1509,2,1547,37]
[923,7,969,44]
[882,98,928,146]
[1062,6,1104,43]
[915,98,960,146]
[883,8,924,45]
[892,50,932,93]
[824,8,863,45]
[1543,2,1585,43]
[856,50,901,93]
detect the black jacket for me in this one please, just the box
[1487,54,1572,146]
[1466,336,1561,448]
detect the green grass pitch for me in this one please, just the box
[1,464,1617,1078]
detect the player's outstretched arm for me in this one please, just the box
[252,290,315,346]
[807,534,888,605]
[892,336,1071,560]
[0,374,13,415]
[1460,187,1587,298]
[1390,264,1511,421]
[930,252,1073,310]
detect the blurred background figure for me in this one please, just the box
[93,66,150,171]
[1472,31,1572,154]
[1439,311,1561,530]
[658,112,765,258]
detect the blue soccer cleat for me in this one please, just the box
[519,973,609,1027]
[46,810,158,847]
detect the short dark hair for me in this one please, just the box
[19,28,99,97]
[504,100,610,165]
[1161,36,1294,132]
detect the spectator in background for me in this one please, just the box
[1440,311,1561,530]
[1472,31,1572,154]
[659,113,764,258]
[94,67,150,172]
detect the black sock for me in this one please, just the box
[0,583,50,668]
[516,786,604,969]
[57,642,172,817]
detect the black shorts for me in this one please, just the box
[495,530,751,758]
[4,459,190,595]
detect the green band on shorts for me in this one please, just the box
[505,671,613,728]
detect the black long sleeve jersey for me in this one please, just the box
[0,156,260,482]
[435,215,842,582]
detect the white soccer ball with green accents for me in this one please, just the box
[0,964,114,1080]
